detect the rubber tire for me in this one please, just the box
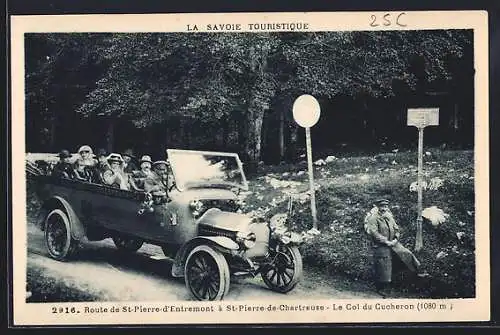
[184,245,230,301]
[44,209,78,261]
[112,235,144,252]
[261,244,303,293]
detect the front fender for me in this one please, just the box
[171,236,239,278]
[271,231,304,246]
[40,196,87,242]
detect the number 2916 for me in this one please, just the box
[52,306,78,313]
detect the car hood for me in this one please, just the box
[173,188,238,202]
[197,208,252,232]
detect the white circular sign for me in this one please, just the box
[292,94,321,128]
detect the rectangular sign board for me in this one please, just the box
[407,108,440,128]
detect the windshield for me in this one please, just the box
[167,149,248,191]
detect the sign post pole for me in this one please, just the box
[407,107,439,252]
[293,94,321,231]
[415,126,424,252]
[305,127,318,229]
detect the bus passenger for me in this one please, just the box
[102,153,130,190]
[122,148,139,174]
[130,155,155,190]
[144,160,170,195]
[52,150,77,179]
[74,145,97,181]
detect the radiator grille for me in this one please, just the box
[198,225,236,239]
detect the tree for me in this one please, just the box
[26,30,472,159]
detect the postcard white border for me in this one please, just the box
[11,10,490,325]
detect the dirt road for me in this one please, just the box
[27,223,387,302]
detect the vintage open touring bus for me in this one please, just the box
[27,149,303,301]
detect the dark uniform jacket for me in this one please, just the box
[130,170,155,190]
[144,173,168,194]
[52,162,77,179]
[365,210,420,282]
[123,161,139,174]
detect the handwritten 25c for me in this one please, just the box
[370,12,407,27]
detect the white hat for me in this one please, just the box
[140,155,153,164]
[107,153,124,164]
[78,145,93,154]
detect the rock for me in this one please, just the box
[436,251,448,260]
[425,151,432,156]
[428,177,444,191]
[409,180,428,192]
[422,206,449,227]
[314,159,326,166]
[325,155,336,163]
[359,174,370,181]
[307,228,321,235]
[282,172,290,178]
[296,170,305,177]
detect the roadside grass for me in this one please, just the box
[245,149,475,298]
[27,266,100,302]
[25,148,475,298]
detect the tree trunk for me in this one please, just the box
[49,115,57,151]
[242,107,265,175]
[105,118,115,153]
[279,108,285,161]
[178,118,185,148]
[287,123,299,161]
[221,118,229,149]
[244,110,265,162]
[453,103,459,131]
[237,111,248,159]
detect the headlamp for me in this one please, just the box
[236,231,257,249]
[189,199,204,218]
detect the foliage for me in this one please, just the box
[26,30,473,159]
[241,148,475,297]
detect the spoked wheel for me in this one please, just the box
[261,244,303,293]
[112,235,143,252]
[44,209,78,261]
[184,245,230,301]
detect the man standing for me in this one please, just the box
[364,199,429,296]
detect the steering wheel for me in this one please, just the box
[168,182,177,192]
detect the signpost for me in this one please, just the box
[407,107,439,252]
[293,94,321,230]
